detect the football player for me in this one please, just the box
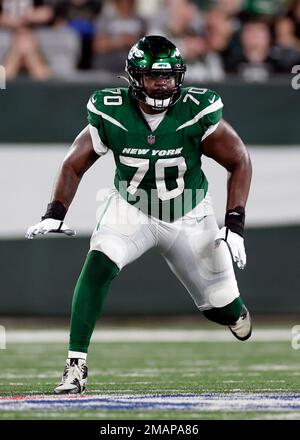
[26,36,252,395]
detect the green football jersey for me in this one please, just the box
[87,87,223,222]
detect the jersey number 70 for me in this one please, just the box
[119,156,187,201]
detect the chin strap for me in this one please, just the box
[117,75,130,85]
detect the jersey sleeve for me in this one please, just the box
[200,89,223,141]
[177,88,223,140]
[87,92,100,127]
[87,91,109,156]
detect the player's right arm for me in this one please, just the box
[25,125,100,239]
[51,125,100,210]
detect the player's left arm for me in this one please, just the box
[202,119,252,269]
[202,119,252,210]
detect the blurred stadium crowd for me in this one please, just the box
[0,0,300,82]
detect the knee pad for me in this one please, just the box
[205,279,239,309]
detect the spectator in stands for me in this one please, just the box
[193,0,242,17]
[275,0,300,51]
[213,0,243,32]
[238,0,285,22]
[0,0,81,79]
[224,19,299,80]
[92,0,145,73]
[148,0,205,43]
[148,0,225,81]
[53,0,102,69]
[0,0,54,79]
[202,5,243,75]
[205,8,234,54]
[216,0,243,16]
[183,36,226,81]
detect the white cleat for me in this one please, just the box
[54,358,88,395]
[229,306,252,341]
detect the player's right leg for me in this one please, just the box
[54,190,156,394]
[54,250,119,394]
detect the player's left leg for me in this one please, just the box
[159,213,251,340]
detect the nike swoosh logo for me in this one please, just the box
[91,95,97,104]
[196,215,207,223]
[208,96,216,104]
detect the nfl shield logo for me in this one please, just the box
[147,134,156,145]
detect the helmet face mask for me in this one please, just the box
[126,36,186,110]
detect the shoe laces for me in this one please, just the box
[62,360,84,384]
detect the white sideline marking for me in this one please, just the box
[5,328,293,343]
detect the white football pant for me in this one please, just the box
[90,189,240,311]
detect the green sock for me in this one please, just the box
[69,250,119,353]
[203,297,244,326]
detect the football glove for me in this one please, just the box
[214,206,246,270]
[25,218,76,239]
[214,226,246,270]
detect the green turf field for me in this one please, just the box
[0,323,299,420]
